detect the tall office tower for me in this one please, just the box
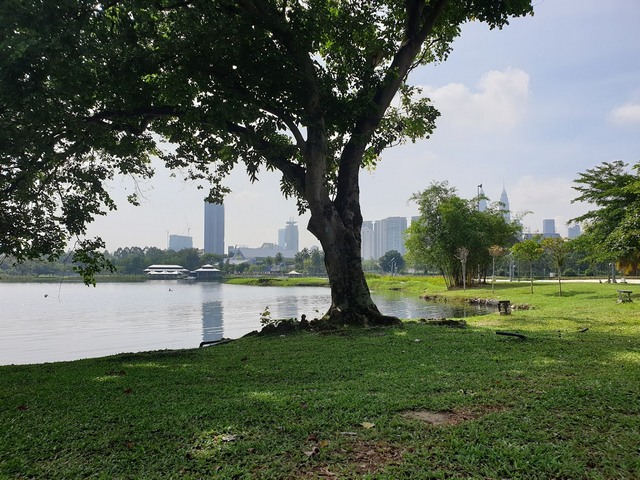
[542,218,556,238]
[204,202,225,255]
[478,185,487,212]
[361,221,375,260]
[375,216,408,258]
[567,223,582,239]
[499,186,511,222]
[283,219,299,252]
[169,234,193,251]
[278,228,286,249]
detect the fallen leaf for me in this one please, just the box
[221,434,237,442]
[16,404,29,411]
[123,388,133,395]
[360,422,375,429]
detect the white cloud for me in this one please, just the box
[420,68,530,133]
[610,103,640,125]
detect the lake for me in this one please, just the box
[0,281,488,365]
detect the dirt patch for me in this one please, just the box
[401,406,506,426]
[295,438,405,478]
[401,409,472,425]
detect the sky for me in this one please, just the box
[87,0,640,253]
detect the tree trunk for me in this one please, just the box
[307,210,400,327]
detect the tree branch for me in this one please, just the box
[226,122,307,198]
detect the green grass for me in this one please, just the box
[1,279,639,478]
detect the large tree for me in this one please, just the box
[0,0,532,325]
[572,161,640,275]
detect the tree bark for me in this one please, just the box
[308,208,400,327]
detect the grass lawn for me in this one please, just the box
[1,279,639,478]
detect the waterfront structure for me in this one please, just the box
[204,202,225,255]
[143,264,189,279]
[168,234,193,251]
[191,264,222,280]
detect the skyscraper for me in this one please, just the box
[361,221,375,260]
[567,224,582,239]
[499,186,511,222]
[542,219,558,238]
[204,202,225,255]
[478,185,487,212]
[169,234,193,251]
[374,217,407,258]
[283,219,299,253]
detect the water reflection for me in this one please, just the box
[202,301,224,343]
[1,282,492,365]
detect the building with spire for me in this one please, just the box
[499,186,511,222]
[478,185,487,212]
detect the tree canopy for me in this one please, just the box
[405,181,521,289]
[572,161,640,275]
[1,0,533,322]
[379,250,404,273]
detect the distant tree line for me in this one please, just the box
[1,246,328,278]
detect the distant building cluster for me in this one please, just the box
[480,185,581,240]
[524,219,582,240]
[361,217,408,260]
[162,185,581,263]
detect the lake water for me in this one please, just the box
[0,281,488,365]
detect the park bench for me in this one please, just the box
[617,290,633,303]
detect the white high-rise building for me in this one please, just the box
[374,217,407,259]
[204,202,225,255]
[282,219,299,253]
[499,186,511,222]
[361,221,375,260]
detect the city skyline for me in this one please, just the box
[85,0,640,252]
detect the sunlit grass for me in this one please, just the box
[1,279,639,478]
